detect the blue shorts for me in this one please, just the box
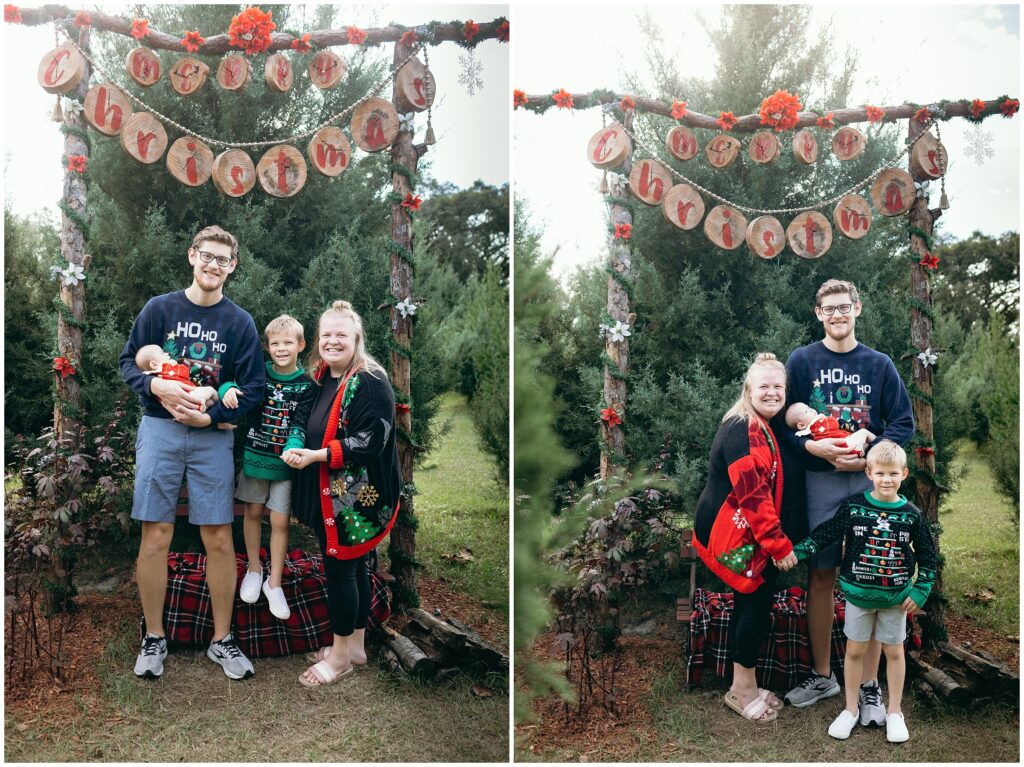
[131,416,235,525]
[806,470,872,569]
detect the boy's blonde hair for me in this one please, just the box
[816,278,860,306]
[264,314,304,344]
[306,300,387,381]
[722,353,787,424]
[135,344,168,371]
[866,440,907,470]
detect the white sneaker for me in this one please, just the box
[828,709,859,740]
[239,569,262,604]
[886,712,909,743]
[262,579,291,620]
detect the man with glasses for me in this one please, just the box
[780,279,914,725]
[119,225,265,680]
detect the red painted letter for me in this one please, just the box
[412,77,427,106]
[884,182,904,213]
[639,161,663,202]
[44,49,71,86]
[592,129,617,163]
[365,114,386,150]
[230,165,245,194]
[95,86,123,131]
[316,142,346,170]
[802,217,818,256]
[676,200,695,226]
[136,130,156,159]
[762,230,776,257]
[185,142,198,184]
[274,150,290,191]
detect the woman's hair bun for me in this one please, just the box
[331,300,353,311]
[755,352,777,363]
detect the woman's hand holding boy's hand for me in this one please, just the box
[281,448,321,469]
[774,552,798,571]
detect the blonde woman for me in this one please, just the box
[282,301,401,686]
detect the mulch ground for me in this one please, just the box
[944,612,1019,672]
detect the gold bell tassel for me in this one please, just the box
[939,191,950,210]
[52,96,63,122]
[424,108,436,145]
[599,172,609,195]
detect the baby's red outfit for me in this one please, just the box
[808,415,848,441]
[160,361,193,385]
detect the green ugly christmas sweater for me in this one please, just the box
[241,363,315,481]
[793,491,938,610]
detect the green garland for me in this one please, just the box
[59,123,91,146]
[391,584,421,609]
[386,238,416,269]
[392,388,411,406]
[395,424,420,449]
[908,296,935,322]
[58,199,90,240]
[388,550,422,570]
[389,162,421,187]
[908,383,934,407]
[604,266,634,300]
[907,225,935,250]
[386,336,412,360]
[396,506,419,530]
[606,195,637,217]
[53,393,85,422]
[53,296,87,329]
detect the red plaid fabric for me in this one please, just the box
[686,586,916,689]
[141,549,391,657]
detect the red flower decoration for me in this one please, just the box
[181,30,205,53]
[396,403,411,414]
[291,33,312,52]
[913,106,930,123]
[969,99,986,119]
[552,88,573,110]
[758,89,802,131]
[600,407,622,428]
[1000,98,1019,118]
[130,18,149,40]
[919,252,940,270]
[865,105,884,123]
[513,89,528,108]
[53,356,76,379]
[346,26,367,45]
[73,11,91,27]
[228,7,276,55]
[670,99,688,120]
[401,193,423,212]
[496,20,509,43]
[4,4,21,23]
[463,20,479,42]
[66,155,87,173]
[620,95,636,112]
[613,223,632,240]
[716,111,737,131]
[399,29,418,47]
[815,112,835,129]
[915,446,935,459]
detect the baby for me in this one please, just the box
[135,344,240,427]
[786,402,875,456]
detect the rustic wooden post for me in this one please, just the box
[387,38,427,608]
[906,115,945,645]
[600,110,634,481]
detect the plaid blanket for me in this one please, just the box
[686,586,918,690]
[140,548,391,657]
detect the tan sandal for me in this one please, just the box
[758,688,784,709]
[299,660,354,687]
[304,647,368,667]
[724,691,778,722]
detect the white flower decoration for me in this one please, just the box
[60,96,83,115]
[915,180,931,199]
[917,348,938,367]
[607,172,628,197]
[398,112,416,134]
[60,264,86,286]
[608,320,631,343]
[396,297,418,319]
[598,322,611,339]
[324,517,335,526]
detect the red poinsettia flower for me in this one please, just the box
[600,407,622,428]
[291,33,312,52]
[815,112,835,129]
[463,19,479,42]
[228,7,276,55]
[716,111,737,131]
[865,105,884,123]
[914,446,935,459]
[130,17,149,40]
[969,99,986,119]
[552,88,573,110]
[53,356,76,378]
[181,30,205,53]
[513,89,528,108]
[758,89,802,132]
[396,402,411,414]
[66,155,87,173]
[670,99,688,120]
[346,25,367,45]
[399,29,418,47]
[1000,97,1019,118]
[613,223,632,240]
[4,4,21,23]
[913,106,930,124]
[73,11,91,27]
[401,193,423,212]
[620,95,636,111]
[496,20,509,43]
[919,252,940,270]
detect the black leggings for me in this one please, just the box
[313,521,370,637]
[729,564,779,670]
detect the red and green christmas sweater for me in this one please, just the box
[241,363,315,481]
[693,417,793,594]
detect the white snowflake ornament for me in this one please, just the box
[917,348,939,367]
[964,123,994,165]
[732,508,749,530]
[457,50,483,96]
[396,297,418,319]
[608,320,631,343]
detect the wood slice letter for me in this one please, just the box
[746,216,785,259]
[662,184,705,230]
[119,112,168,164]
[748,131,780,164]
[169,57,209,96]
[308,127,351,177]
[832,126,866,161]
[83,83,131,136]
[395,57,434,112]
[217,55,251,91]
[871,168,915,216]
[586,123,630,169]
[309,51,346,90]
[666,126,698,161]
[628,159,672,206]
[256,145,307,197]
[792,129,818,164]
[166,136,214,186]
[833,194,872,239]
[212,150,256,197]
[126,47,161,87]
[704,205,747,250]
[265,54,293,92]
[706,133,741,168]
[351,98,400,153]
[910,132,948,179]
[786,211,833,258]
[38,43,87,94]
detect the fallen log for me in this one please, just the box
[914,679,940,706]
[939,641,1018,695]
[384,627,438,678]
[913,656,972,706]
[405,608,469,650]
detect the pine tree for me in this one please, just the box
[809,380,826,413]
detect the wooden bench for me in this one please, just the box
[675,529,699,624]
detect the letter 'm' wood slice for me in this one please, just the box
[350,98,400,152]
[169,57,209,96]
[126,47,161,87]
[38,43,87,94]
[308,127,351,177]
[871,168,915,216]
[395,57,435,112]
[666,126,699,161]
[119,112,168,164]
[256,145,307,197]
[309,51,345,90]
[746,216,786,259]
[217,55,251,91]
[586,123,630,169]
[748,131,780,164]
[786,211,833,258]
[832,126,866,161]
[265,54,293,92]
[661,184,705,230]
[212,149,256,197]
[166,136,214,186]
[83,83,131,136]
[833,194,872,239]
[628,159,672,206]
[704,205,747,250]
[706,133,741,168]
[792,129,818,164]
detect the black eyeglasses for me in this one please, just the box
[193,249,233,268]
[819,304,854,316]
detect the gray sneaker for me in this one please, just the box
[207,633,254,680]
[784,670,841,707]
[134,633,168,679]
[859,680,886,726]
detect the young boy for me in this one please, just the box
[785,401,875,456]
[135,344,241,428]
[236,315,315,620]
[787,440,937,743]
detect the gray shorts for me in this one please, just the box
[131,415,235,526]
[844,601,907,645]
[806,470,872,569]
[236,472,292,515]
